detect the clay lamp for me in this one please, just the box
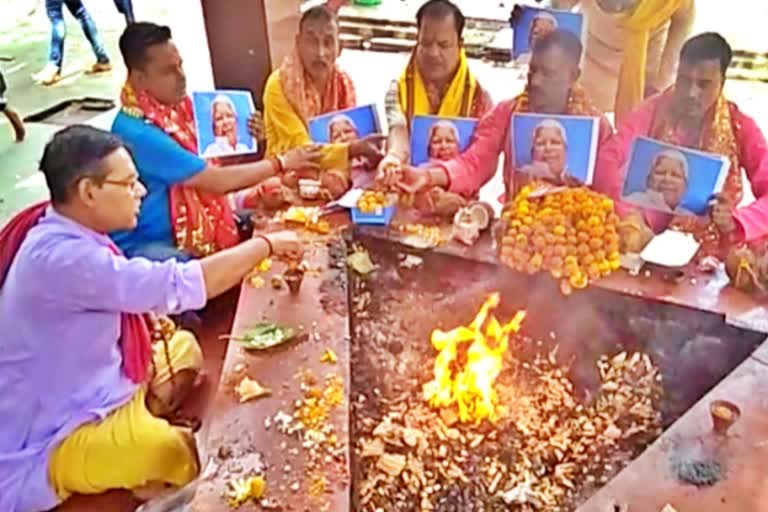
[710,399,741,436]
[283,262,305,296]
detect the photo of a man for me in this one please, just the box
[625,149,694,214]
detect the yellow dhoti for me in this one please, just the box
[48,331,203,501]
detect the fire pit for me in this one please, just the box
[190,227,767,512]
[347,234,765,511]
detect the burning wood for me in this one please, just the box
[353,295,663,511]
[422,293,526,424]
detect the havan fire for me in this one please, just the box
[423,293,526,424]
[354,293,664,511]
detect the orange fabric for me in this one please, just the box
[278,46,356,125]
[650,88,742,253]
[120,84,239,257]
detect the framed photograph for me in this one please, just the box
[191,90,257,158]
[308,104,381,144]
[511,113,600,185]
[511,6,584,61]
[410,115,478,167]
[621,137,730,217]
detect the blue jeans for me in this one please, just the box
[128,242,193,263]
[46,0,110,69]
[113,0,135,24]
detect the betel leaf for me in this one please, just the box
[228,322,297,350]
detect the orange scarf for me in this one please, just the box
[120,83,239,257]
[650,88,742,254]
[278,47,356,125]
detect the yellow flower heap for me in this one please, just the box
[500,185,622,293]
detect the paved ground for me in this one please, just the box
[1,0,767,224]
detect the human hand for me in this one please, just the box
[320,170,351,200]
[265,231,303,260]
[710,194,738,234]
[376,153,403,183]
[349,134,386,165]
[281,145,323,174]
[247,111,265,142]
[396,165,433,194]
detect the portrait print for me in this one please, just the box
[511,113,600,185]
[622,137,730,216]
[192,90,257,158]
[308,104,381,144]
[410,115,478,167]
[512,6,584,61]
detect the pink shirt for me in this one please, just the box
[594,95,768,242]
[438,99,615,200]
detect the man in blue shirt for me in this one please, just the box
[112,22,321,260]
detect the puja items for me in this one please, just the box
[356,190,392,215]
[500,184,621,294]
[298,179,322,200]
[283,265,305,295]
[399,223,445,249]
[276,206,331,234]
[725,244,768,295]
[709,400,741,436]
[451,202,492,246]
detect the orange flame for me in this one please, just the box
[423,293,526,424]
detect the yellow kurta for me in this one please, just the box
[263,70,349,173]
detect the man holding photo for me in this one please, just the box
[596,33,768,253]
[382,30,613,209]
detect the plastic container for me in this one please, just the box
[351,205,395,226]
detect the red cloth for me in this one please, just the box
[0,202,152,383]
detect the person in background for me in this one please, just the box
[34,0,113,86]
[379,0,493,173]
[0,70,25,142]
[0,125,303,512]
[202,95,252,158]
[625,149,693,214]
[595,32,768,254]
[426,119,461,162]
[111,22,320,261]
[262,5,383,200]
[550,0,696,123]
[384,30,613,207]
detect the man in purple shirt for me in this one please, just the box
[0,125,302,511]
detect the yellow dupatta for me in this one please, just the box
[397,49,478,125]
[614,0,685,125]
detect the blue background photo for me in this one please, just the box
[308,104,380,143]
[512,6,584,59]
[410,115,478,166]
[192,90,256,157]
[511,113,598,184]
[622,137,728,216]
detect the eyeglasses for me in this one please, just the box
[101,177,143,193]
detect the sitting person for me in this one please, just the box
[262,5,383,200]
[595,32,768,254]
[380,0,493,172]
[624,149,694,215]
[385,30,613,209]
[112,22,319,261]
[0,125,302,512]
